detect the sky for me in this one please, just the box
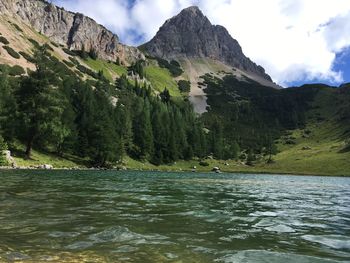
[52,0,350,87]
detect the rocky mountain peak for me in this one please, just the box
[0,0,144,64]
[179,6,204,16]
[143,6,272,81]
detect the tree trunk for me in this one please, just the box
[25,137,34,159]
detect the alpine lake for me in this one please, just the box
[0,170,349,262]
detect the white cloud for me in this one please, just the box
[53,0,350,86]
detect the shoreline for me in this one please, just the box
[1,166,349,178]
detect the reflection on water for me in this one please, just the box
[0,170,349,262]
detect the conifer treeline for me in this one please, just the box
[0,46,240,166]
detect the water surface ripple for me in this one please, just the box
[0,170,349,262]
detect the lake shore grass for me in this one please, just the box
[2,154,349,177]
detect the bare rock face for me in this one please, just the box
[0,0,144,64]
[143,6,272,81]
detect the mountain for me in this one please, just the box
[0,1,349,175]
[0,0,143,63]
[143,6,272,82]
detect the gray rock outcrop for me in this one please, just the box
[143,6,272,81]
[0,0,144,64]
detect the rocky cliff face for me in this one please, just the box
[143,6,272,81]
[0,0,143,64]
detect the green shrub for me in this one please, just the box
[89,48,98,60]
[246,150,255,166]
[77,64,98,79]
[170,60,181,68]
[3,46,21,59]
[156,58,183,77]
[9,65,25,76]
[51,41,59,48]
[28,38,40,48]
[199,161,209,166]
[63,60,75,68]
[43,43,54,52]
[75,70,84,78]
[0,135,8,166]
[285,139,296,145]
[178,80,191,93]
[68,56,79,66]
[63,48,77,56]
[0,64,10,73]
[10,22,24,33]
[0,36,9,45]
[19,51,35,63]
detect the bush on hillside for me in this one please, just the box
[178,80,191,93]
[77,64,98,79]
[3,46,21,59]
[43,43,54,52]
[156,58,184,77]
[89,48,98,60]
[0,36,9,45]
[63,48,77,56]
[75,70,84,78]
[9,65,25,76]
[51,41,59,48]
[28,38,40,48]
[63,60,75,68]
[12,23,23,33]
[68,56,80,66]
[19,51,35,63]
[199,161,209,166]
[0,135,8,166]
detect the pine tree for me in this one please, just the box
[265,134,277,163]
[89,113,121,167]
[151,102,169,164]
[80,45,89,60]
[246,149,255,166]
[16,46,66,158]
[231,140,240,160]
[114,104,133,155]
[88,88,122,167]
[115,57,121,66]
[211,120,224,159]
[0,69,16,141]
[115,74,129,90]
[133,99,153,159]
[89,48,98,60]
[160,88,171,103]
[0,135,8,166]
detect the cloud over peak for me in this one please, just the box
[53,0,350,86]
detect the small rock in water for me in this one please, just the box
[212,167,221,173]
[5,252,31,261]
[165,253,178,259]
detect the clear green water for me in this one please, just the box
[0,170,349,263]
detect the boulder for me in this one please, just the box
[2,150,16,167]
[212,166,221,173]
[38,164,53,169]
[302,146,312,150]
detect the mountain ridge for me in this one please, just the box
[0,0,144,64]
[143,6,272,82]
